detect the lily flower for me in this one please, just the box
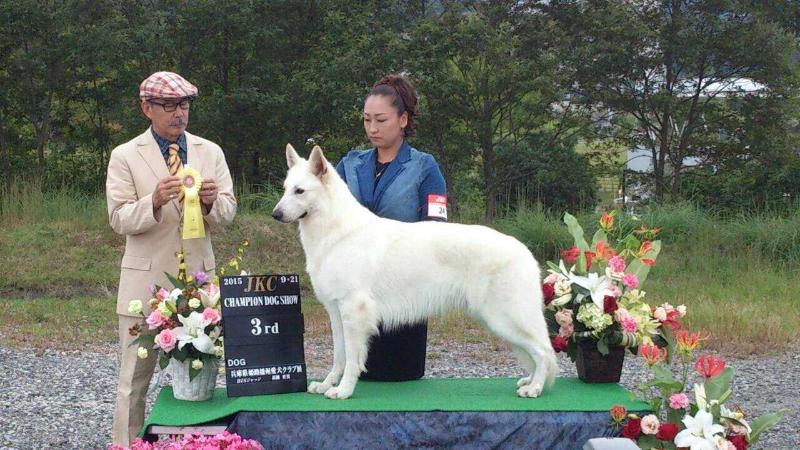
[568,272,613,310]
[174,311,215,354]
[674,409,725,450]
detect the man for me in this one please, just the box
[106,71,236,445]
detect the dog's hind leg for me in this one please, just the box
[476,301,557,398]
[308,302,346,394]
[511,345,535,387]
[323,292,378,400]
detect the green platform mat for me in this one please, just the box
[143,377,648,432]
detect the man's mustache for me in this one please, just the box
[169,119,186,127]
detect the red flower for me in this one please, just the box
[561,246,580,264]
[603,295,618,314]
[599,212,615,231]
[584,251,595,269]
[661,309,682,331]
[641,258,656,267]
[551,335,568,353]
[729,434,748,450]
[594,241,617,260]
[639,240,654,256]
[639,343,667,366]
[620,417,641,440]
[609,405,627,424]
[542,283,555,306]
[676,330,701,354]
[695,354,726,378]
[655,423,679,441]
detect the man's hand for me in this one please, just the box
[199,178,218,209]
[152,176,182,209]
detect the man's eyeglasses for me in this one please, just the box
[147,98,193,112]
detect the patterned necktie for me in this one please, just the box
[168,143,183,176]
[167,143,184,204]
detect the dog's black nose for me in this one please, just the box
[272,210,283,221]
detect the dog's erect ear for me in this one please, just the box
[286,143,301,169]
[309,145,328,179]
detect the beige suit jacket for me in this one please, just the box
[106,128,236,316]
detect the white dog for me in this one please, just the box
[272,145,557,400]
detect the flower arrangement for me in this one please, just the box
[108,431,264,450]
[544,212,679,360]
[609,329,786,449]
[127,241,249,380]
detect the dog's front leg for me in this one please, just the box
[308,302,345,394]
[324,294,377,400]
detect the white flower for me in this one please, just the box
[209,326,222,340]
[215,346,224,358]
[568,272,613,310]
[169,288,182,302]
[240,270,248,276]
[677,304,688,317]
[198,287,220,309]
[653,306,667,322]
[191,359,204,370]
[128,300,143,315]
[694,383,708,410]
[188,298,201,309]
[674,409,725,450]
[137,347,148,359]
[174,311,215,354]
[554,278,572,297]
[551,294,573,307]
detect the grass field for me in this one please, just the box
[1,184,798,355]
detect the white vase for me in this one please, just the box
[169,358,218,401]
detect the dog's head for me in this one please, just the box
[272,144,333,223]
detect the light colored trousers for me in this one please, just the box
[112,315,157,445]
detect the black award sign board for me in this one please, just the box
[220,274,307,397]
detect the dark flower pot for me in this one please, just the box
[575,340,625,383]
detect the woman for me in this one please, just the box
[335,74,447,381]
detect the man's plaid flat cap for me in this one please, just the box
[139,71,198,99]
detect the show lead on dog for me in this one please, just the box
[105,71,236,445]
[335,74,448,381]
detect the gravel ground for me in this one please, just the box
[0,337,797,450]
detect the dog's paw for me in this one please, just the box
[307,381,331,394]
[324,385,353,400]
[517,383,543,398]
[516,376,532,387]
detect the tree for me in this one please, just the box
[407,1,577,221]
[550,0,799,202]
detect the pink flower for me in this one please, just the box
[156,287,170,301]
[640,414,660,435]
[622,273,639,289]
[202,307,221,325]
[206,283,220,298]
[146,310,167,330]
[155,328,177,352]
[558,323,574,338]
[621,316,638,333]
[555,309,573,327]
[653,306,667,322]
[669,392,690,409]
[543,273,561,285]
[608,284,622,298]
[609,255,627,273]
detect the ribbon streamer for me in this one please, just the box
[177,166,206,240]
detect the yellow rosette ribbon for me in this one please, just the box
[177,166,206,240]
